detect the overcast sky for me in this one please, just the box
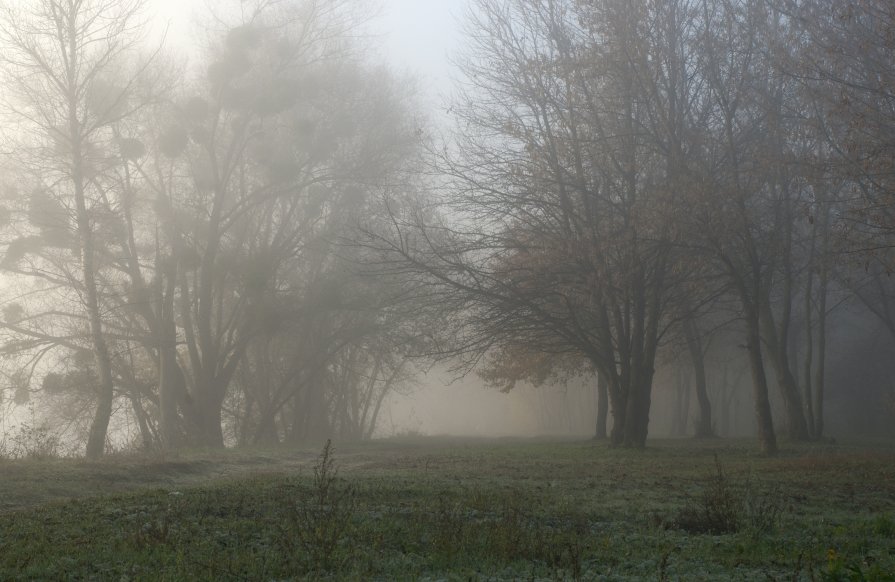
[376,0,468,96]
[153,0,469,105]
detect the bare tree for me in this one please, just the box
[0,0,161,458]
[362,0,715,447]
[129,0,421,447]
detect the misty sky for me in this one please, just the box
[154,0,468,102]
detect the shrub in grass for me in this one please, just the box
[741,476,784,537]
[429,495,471,561]
[1,423,63,459]
[674,454,783,536]
[281,439,357,574]
[422,489,590,578]
[675,455,740,534]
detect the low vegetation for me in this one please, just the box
[0,438,892,580]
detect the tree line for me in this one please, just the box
[0,0,424,457]
[0,0,893,458]
[361,0,895,455]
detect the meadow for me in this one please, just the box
[0,437,892,580]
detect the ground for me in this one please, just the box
[0,437,892,580]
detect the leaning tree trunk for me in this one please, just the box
[759,264,810,441]
[770,355,811,440]
[744,307,778,456]
[128,393,154,450]
[71,122,116,460]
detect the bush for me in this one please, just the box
[0,423,62,459]
[675,455,740,534]
[674,454,783,536]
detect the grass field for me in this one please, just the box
[0,437,893,580]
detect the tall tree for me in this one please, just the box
[135,0,420,446]
[0,0,159,458]
[364,0,708,447]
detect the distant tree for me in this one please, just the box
[478,345,607,439]
[679,0,845,450]
[779,0,895,262]
[363,0,712,448]
[0,0,424,453]
[661,305,716,439]
[764,0,887,440]
[0,0,162,458]
[226,250,423,445]
[132,0,422,447]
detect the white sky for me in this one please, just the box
[152,0,469,105]
[375,0,468,95]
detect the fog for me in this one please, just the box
[0,0,892,461]
[381,366,598,438]
[4,4,895,579]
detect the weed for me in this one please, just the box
[0,423,62,459]
[130,512,171,548]
[429,495,470,560]
[674,454,784,537]
[675,454,740,534]
[483,497,520,559]
[282,439,357,574]
[821,548,895,582]
[543,516,588,580]
[741,475,785,537]
[657,550,671,582]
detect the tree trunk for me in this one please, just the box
[71,103,116,460]
[745,310,778,455]
[288,381,330,443]
[813,257,829,439]
[623,368,654,448]
[364,383,391,440]
[608,374,627,447]
[718,365,730,437]
[186,382,226,447]
[680,367,691,435]
[671,366,689,437]
[760,308,810,440]
[684,319,714,437]
[129,394,154,450]
[81,224,116,458]
[253,408,281,445]
[802,271,817,438]
[771,361,811,440]
[594,372,608,440]
[158,269,183,449]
